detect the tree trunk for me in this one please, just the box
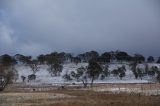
[82,80,87,88]
[90,78,94,87]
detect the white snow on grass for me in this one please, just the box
[93,79,149,84]
[15,63,160,85]
[94,87,160,96]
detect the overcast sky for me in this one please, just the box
[0,0,160,57]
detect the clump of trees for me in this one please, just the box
[115,51,132,62]
[62,59,103,87]
[77,51,99,62]
[2,50,160,89]
[111,66,126,80]
[14,54,31,64]
[45,52,64,77]
[48,63,63,76]
[132,54,145,63]
[0,54,18,91]
[71,57,81,65]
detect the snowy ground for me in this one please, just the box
[16,63,88,85]
[94,87,160,96]
[15,63,160,85]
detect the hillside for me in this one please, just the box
[15,63,160,85]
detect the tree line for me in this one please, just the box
[1,50,159,65]
[0,50,160,89]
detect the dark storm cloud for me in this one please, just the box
[0,0,160,57]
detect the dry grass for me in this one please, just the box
[1,83,160,106]
[47,90,160,106]
[92,83,160,90]
[0,89,160,106]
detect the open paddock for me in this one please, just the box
[0,83,160,106]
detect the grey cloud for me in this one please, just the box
[0,0,160,57]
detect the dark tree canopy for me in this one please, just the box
[147,56,154,63]
[14,54,31,64]
[133,54,145,63]
[78,51,99,62]
[101,52,112,63]
[71,57,81,65]
[0,54,17,66]
[157,57,160,63]
[37,54,45,64]
[115,51,132,61]
[87,60,103,86]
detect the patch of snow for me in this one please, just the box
[95,87,160,96]
[15,63,160,85]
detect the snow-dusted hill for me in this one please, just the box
[15,63,160,85]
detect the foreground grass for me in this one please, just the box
[0,89,160,106]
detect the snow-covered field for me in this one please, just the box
[16,63,88,85]
[15,63,160,85]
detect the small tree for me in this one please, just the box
[37,54,45,64]
[148,70,155,77]
[111,69,119,77]
[157,73,160,83]
[0,54,17,66]
[72,57,81,65]
[48,63,63,76]
[133,54,145,63]
[29,61,40,74]
[100,64,110,80]
[0,55,18,91]
[147,56,154,63]
[155,66,159,83]
[130,62,138,79]
[119,72,125,80]
[70,66,86,81]
[70,71,78,80]
[101,52,112,63]
[118,66,126,80]
[137,68,144,80]
[111,66,126,80]
[77,67,88,87]
[87,60,103,87]
[6,66,18,83]
[82,51,99,62]
[157,57,160,63]
[81,75,88,88]
[77,67,86,78]
[15,54,31,64]
[148,66,157,77]
[115,51,132,62]
[21,76,26,82]
[63,73,72,81]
